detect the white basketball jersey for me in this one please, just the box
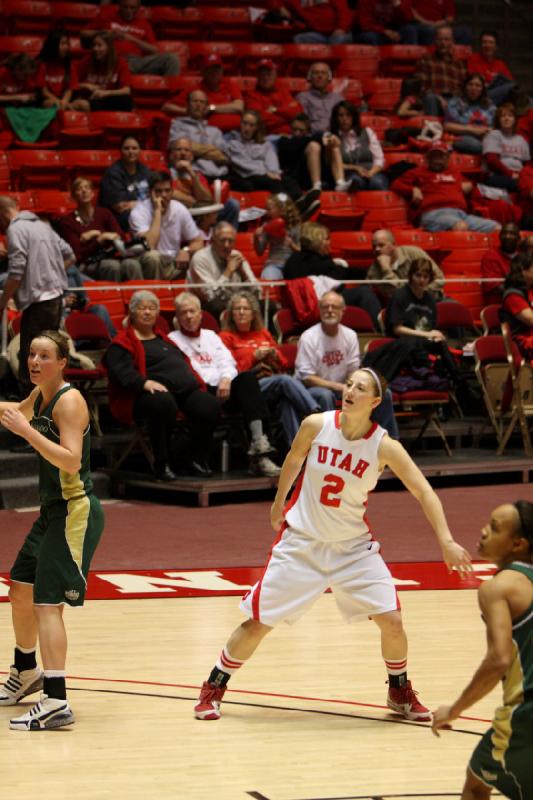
[285,411,387,542]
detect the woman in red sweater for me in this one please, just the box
[220,292,318,447]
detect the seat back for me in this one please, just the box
[480,304,502,336]
[272,308,302,343]
[500,322,533,455]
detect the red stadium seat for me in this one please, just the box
[3,0,51,35]
[7,150,66,190]
[0,151,11,190]
[31,189,76,217]
[0,36,43,58]
[283,43,334,77]
[62,150,114,188]
[379,45,427,77]
[332,44,379,79]
[149,6,203,41]
[129,74,170,110]
[89,111,152,149]
[361,77,402,112]
[185,42,237,73]
[358,113,393,140]
[330,77,363,105]
[140,151,167,172]
[50,2,99,33]
[480,304,501,335]
[203,7,252,41]
[233,43,285,75]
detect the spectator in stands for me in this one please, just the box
[99,135,153,231]
[83,0,180,77]
[444,73,495,155]
[71,32,133,112]
[37,30,74,110]
[277,113,329,192]
[225,110,307,202]
[500,254,533,362]
[0,54,39,108]
[296,62,345,135]
[170,292,281,477]
[57,178,146,282]
[328,100,389,192]
[467,31,516,107]
[294,289,398,436]
[163,55,243,132]
[166,91,229,181]
[187,222,260,319]
[0,196,73,394]
[480,222,521,306]
[368,228,445,301]
[243,59,303,135]
[167,136,240,229]
[385,258,462,383]
[129,171,204,280]
[482,104,531,193]
[410,0,471,45]
[415,24,467,116]
[221,291,319,447]
[353,0,416,45]
[284,221,381,326]
[518,162,533,232]
[284,0,354,45]
[395,76,425,119]
[104,289,221,480]
[254,193,301,281]
[391,141,500,232]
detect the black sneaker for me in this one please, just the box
[295,188,321,220]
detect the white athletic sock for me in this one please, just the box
[215,647,245,676]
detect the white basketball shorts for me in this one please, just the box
[240,526,400,627]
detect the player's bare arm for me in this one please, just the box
[270,413,323,531]
[379,436,472,574]
[432,576,514,733]
[0,388,38,422]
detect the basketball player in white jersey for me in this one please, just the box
[194,367,472,721]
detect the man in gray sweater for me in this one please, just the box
[0,197,74,392]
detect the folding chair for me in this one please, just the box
[272,308,304,343]
[474,335,517,452]
[436,300,479,344]
[342,305,378,351]
[365,336,453,455]
[500,323,533,456]
[480,304,502,336]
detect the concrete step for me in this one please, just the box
[0,471,111,510]
[0,451,39,480]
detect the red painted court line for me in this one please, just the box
[0,670,491,724]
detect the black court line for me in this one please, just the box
[246,793,502,799]
[67,685,483,735]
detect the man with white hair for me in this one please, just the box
[295,290,399,437]
[296,62,345,135]
[169,292,280,477]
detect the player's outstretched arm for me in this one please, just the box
[270,413,323,531]
[0,388,39,422]
[379,436,472,575]
[432,576,514,734]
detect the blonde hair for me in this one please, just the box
[300,221,329,253]
[267,194,301,229]
[224,292,264,332]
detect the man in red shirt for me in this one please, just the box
[467,31,516,106]
[243,59,303,135]
[410,0,471,45]
[83,0,180,76]
[353,0,417,45]
[391,141,500,232]
[277,0,354,44]
[480,222,520,305]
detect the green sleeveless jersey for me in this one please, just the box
[499,562,533,707]
[31,384,93,506]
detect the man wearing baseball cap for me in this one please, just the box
[391,141,500,232]
[243,60,303,134]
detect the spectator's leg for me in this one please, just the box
[139,250,161,279]
[120,258,144,281]
[367,173,389,190]
[261,264,285,280]
[293,31,327,44]
[87,304,116,338]
[95,259,123,282]
[461,214,501,233]
[422,92,443,117]
[179,388,221,464]
[352,32,385,45]
[305,140,323,189]
[487,79,516,106]
[397,24,418,44]
[371,389,399,439]
[127,54,180,77]
[218,198,240,229]
[329,31,353,44]
[413,22,437,45]
[452,25,473,45]
[259,375,318,445]
[420,208,464,231]
[483,174,518,193]
[452,135,482,154]
[134,391,178,473]
[306,385,337,411]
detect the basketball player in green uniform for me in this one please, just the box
[432,500,533,799]
[0,330,104,730]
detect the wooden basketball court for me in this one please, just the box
[1,589,502,800]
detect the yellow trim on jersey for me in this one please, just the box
[490,704,514,766]
[502,640,525,707]
[60,468,85,501]
[65,495,90,576]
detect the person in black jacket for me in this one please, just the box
[284,221,381,325]
[99,135,152,231]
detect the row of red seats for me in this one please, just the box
[0,36,471,79]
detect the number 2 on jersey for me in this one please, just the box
[319,473,345,507]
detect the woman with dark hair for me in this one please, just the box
[0,330,104,730]
[99,135,152,230]
[71,31,133,112]
[326,100,388,192]
[501,253,533,362]
[444,73,495,154]
[225,110,310,203]
[37,30,73,109]
[482,103,530,192]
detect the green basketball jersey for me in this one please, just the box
[500,562,533,707]
[31,384,93,506]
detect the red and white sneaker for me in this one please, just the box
[194,681,226,720]
[387,680,432,722]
